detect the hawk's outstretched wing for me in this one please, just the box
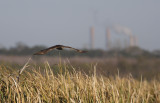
[33,45,87,55]
[61,45,87,53]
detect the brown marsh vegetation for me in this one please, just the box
[0,56,160,102]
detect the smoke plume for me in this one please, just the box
[113,24,132,36]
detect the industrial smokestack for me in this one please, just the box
[106,28,111,50]
[129,35,134,47]
[90,26,95,49]
[113,24,138,47]
[133,35,138,47]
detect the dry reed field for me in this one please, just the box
[0,58,160,103]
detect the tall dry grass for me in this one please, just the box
[0,60,160,103]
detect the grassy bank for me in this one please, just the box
[0,60,160,103]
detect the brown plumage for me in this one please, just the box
[33,45,87,55]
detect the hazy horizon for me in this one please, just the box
[0,0,160,51]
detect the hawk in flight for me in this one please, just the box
[33,45,87,55]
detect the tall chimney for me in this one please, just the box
[133,36,138,47]
[90,26,95,49]
[129,35,134,47]
[106,28,111,50]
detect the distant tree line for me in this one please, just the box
[0,42,160,58]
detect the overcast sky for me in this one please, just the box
[0,0,160,51]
